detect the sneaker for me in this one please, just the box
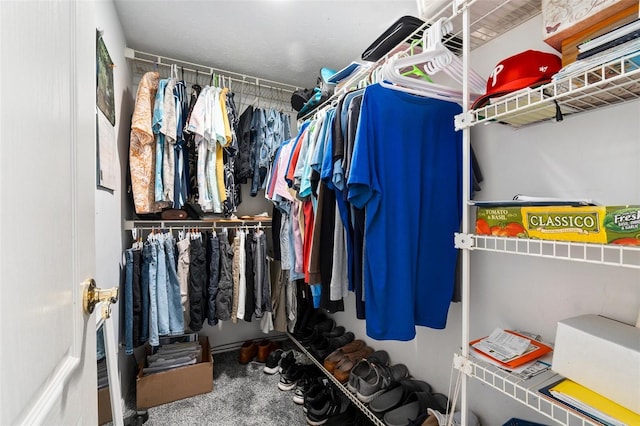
[263,348,284,374]
[292,367,321,405]
[356,363,409,403]
[306,385,347,426]
[278,363,304,391]
[279,350,296,374]
[302,381,327,413]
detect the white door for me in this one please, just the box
[0,1,98,424]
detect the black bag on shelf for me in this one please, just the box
[361,15,424,62]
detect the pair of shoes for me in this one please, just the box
[323,339,366,372]
[263,348,284,374]
[310,331,356,361]
[301,318,336,346]
[368,378,432,417]
[356,362,409,403]
[346,350,389,393]
[279,363,318,391]
[292,367,324,404]
[306,384,352,426]
[256,339,281,363]
[382,392,449,426]
[238,340,258,364]
[332,346,374,383]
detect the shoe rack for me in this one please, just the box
[287,332,385,426]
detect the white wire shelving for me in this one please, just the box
[454,354,602,426]
[287,332,385,426]
[456,51,640,129]
[459,233,640,269]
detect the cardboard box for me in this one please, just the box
[552,314,640,414]
[97,386,112,425]
[475,205,640,245]
[136,336,213,409]
[542,0,638,52]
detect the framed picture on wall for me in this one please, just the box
[96,30,115,126]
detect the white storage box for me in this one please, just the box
[552,314,640,414]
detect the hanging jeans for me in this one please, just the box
[188,237,207,331]
[216,232,234,321]
[155,234,170,335]
[124,249,134,355]
[207,232,220,326]
[253,231,270,314]
[164,235,185,335]
[143,240,159,346]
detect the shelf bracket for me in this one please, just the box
[454,111,474,130]
[453,353,473,376]
[454,232,475,249]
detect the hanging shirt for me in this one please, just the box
[129,71,160,214]
[347,83,462,341]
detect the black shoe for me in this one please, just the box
[328,331,355,349]
[306,385,346,426]
[279,350,296,375]
[322,325,345,338]
[263,348,284,375]
[278,363,304,391]
[325,393,356,426]
[314,318,336,335]
[292,367,322,405]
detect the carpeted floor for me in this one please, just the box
[142,348,307,426]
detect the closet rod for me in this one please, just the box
[123,219,272,231]
[125,48,300,93]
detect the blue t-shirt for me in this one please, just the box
[347,83,462,341]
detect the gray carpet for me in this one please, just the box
[143,349,307,426]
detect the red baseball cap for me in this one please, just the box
[472,50,561,110]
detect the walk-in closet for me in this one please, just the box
[1,1,639,425]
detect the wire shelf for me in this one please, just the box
[287,332,385,426]
[468,234,640,269]
[460,51,640,129]
[454,354,602,426]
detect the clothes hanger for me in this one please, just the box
[380,18,484,104]
[400,39,433,83]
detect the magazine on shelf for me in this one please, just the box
[577,29,640,60]
[469,328,553,369]
[578,19,640,53]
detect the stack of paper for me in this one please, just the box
[539,378,640,426]
[470,328,553,370]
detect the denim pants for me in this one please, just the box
[164,235,185,335]
[155,234,170,335]
[253,231,271,313]
[188,237,207,331]
[143,240,159,346]
[207,232,220,325]
[124,249,134,355]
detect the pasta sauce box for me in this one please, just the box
[475,205,640,246]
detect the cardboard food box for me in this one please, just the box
[475,205,640,245]
[136,335,213,409]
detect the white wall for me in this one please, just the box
[94,0,135,408]
[333,14,640,426]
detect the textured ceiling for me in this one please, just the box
[113,0,419,89]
